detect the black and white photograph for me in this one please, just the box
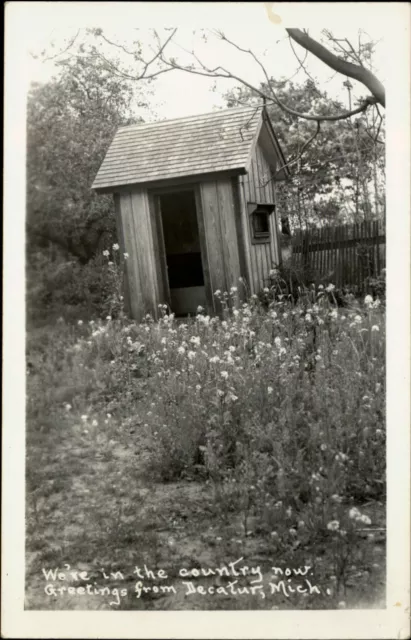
[2,2,410,638]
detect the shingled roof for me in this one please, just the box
[92,105,286,191]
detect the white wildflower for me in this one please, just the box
[360,514,372,525]
[327,520,340,531]
[112,243,120,251]
[349,507,362,520]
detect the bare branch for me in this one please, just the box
[288,37,321,93]
[97,32,138,57]
[286,29,385,107]
[159,36,378,123]
[259,121,321,187]
[40,30,80,62]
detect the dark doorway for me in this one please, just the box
[159,189,206,315]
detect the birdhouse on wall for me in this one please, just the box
[92,106,289,321]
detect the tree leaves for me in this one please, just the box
[224,78,385,227]
[27,56,142,265]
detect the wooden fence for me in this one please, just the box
[288,221,385,291]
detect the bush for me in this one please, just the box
[27,246,126,327]
[365,269,386,302]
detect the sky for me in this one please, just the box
[15,2,391,122]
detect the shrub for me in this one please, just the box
[365,269,386,302]
[27,245,127,326]
[27,280,385,552]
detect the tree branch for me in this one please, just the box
[286,29,385,107]
[39,30,80,62]
[159,36,377,123]
[259,121,321,187]
[288,37,321,93]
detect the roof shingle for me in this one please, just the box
[92,106,263,190]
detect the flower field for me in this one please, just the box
[25,273,386,610]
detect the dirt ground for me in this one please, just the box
[25,412,386,611]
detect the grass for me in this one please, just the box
[25,283,386,610]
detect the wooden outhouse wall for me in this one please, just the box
[114,151,282,321]
[114,191,162,319]
[114,174,246,320]
[238,140,281,294]
[199,176,243,312]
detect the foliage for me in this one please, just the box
[365,269,386,302]
[28,275,385,501]
[26,278,385,607]
[27,245,127,325]
[225,78,385,229]
[26,53,149,324]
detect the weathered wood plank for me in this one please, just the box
[130,190,159,316]
[194,186,215,315]
[200,181,226,302]
[241,172,260,294]
[114,193,131,315]
[148,193,170,311]
[238,176,254,295]
[217,178,242,292]
[118,192,144,320]
[230,176,249,295]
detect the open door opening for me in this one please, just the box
[159,189,206,316]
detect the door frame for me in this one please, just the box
[148,183,214,315]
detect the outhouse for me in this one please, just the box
[92,105,289,320]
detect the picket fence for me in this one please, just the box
[289,221,386,291]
